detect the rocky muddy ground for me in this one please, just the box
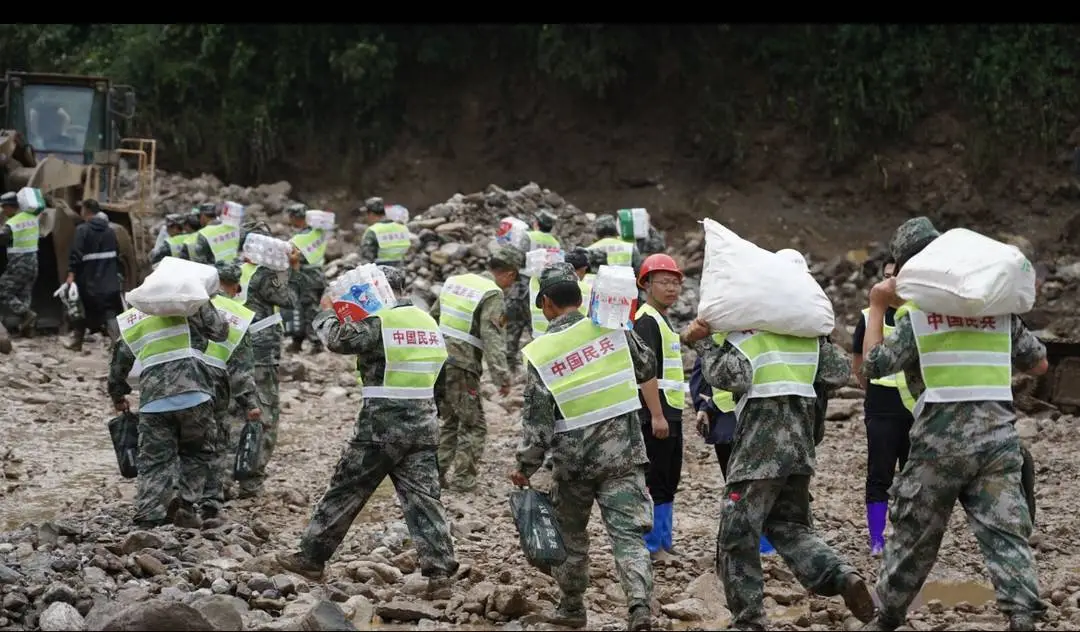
[1,329,1080,631]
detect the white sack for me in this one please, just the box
[125,257,219,317]
[17,187,44,212]
[697,219,834,337]
[895,228,1035,317]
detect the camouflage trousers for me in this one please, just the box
[201,378,235,512]
[239,364,280,494]
[0,254,37,323]
[299,439,457,575]
[134,400,215,522]
[505,318,529,372]
[718,474,857,629]
[550,466,653,609]
[436,366,486,489]
[874,440,1044,625]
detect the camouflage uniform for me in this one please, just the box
[695,333,872,630]
[201,262,259,516]
[149,215,187,267]
[504,274,531,372]
[107,302,229,526]
[289,229,326,352]
[0,198,39,332]
[430,258,512,491]
[590,215,644,275]
[238,262,300,496]
[515,264,657,629]
[359,197,409,267]
[280,266,457,579]
[859,217,1045,631]
[636,224,667,257]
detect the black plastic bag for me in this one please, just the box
[107,412,139,479]
[234,421,262,481]
[509,488,567,572]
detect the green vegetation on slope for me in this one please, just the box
[2,24,1077,183]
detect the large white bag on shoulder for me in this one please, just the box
[895,228,1035,317]
[125,256,219,317]
[697,219,834,337]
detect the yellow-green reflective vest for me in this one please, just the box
[861,307,900,388]
[365,222,410,263]
[529,276,549,337]
[6,211,39,254]
[116,308,194,369]
[587,237,633,267]
[166,234,188,257]
[527,230,561,252]
[522,319,640,433]
[438,273,501,349]
[238,262,282,332]
[363,305,448,399]
[727,330,819,418]
[201,295,255,370]
[899,301,1012,417]
[291,228,329,267]
[635,303,686,409]
[709,333,736,412]
[198,223,240,263]
[577,277,592,317]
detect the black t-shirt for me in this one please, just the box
[853,307,910,418]
[633,310,684,427]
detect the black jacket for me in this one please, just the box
[70,214,122,297]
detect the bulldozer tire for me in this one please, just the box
[1020,445,1036,526]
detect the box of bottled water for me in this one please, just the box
[496,216,530,250]
[221,201,245,227]
[617,208,650,241]
[589,265,638,330]
[386,204,410,224]
[305,209,336,231]
[242,233,292,271]
[524,248,564,277]
[328,263,397,322]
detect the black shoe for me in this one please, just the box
[277,551,325,581]
[172,502,203,529]
[841,573,875,623]
[628,604,652,630]
[133,518,169,529]
[1008,614,1035,631]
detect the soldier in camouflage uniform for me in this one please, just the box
[858,217,1048,632]
[684,314,874,630]
[359,196,411,267]
[511,263,660,631]
[236,226,302,497]
[107,298,229,529]
[500,246,529,373]
[0,191,39,336]
[278,265,459,585]
[200,261,261,523]
[190,202,242,265]
[285,203,326,354]
[149,214,188,267]
[637,223,667,257]
[588,215,643,276]
[430,247,515,491]
[179,211,203,260]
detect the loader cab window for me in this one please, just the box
[24,85,101,164]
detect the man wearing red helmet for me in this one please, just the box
[633,253,687,559]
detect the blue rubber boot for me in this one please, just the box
[867,501,887,557]
[658,502,674,551]
[644,504,662,554]
[759,535,776,555]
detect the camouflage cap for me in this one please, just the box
[534,262,580,308]
[215,260,242,285]
[0,191,16,206]
[534,208,558,231]
[488,245,525,271]
[185,212,202,229]
[890,217,940,265]
[587,247,608,270]
[285,203,308,219]
[198,202,219,217]
[595,214,618,238]
[565,247,589,270]
[378,264,406,293]
[241,219,272,236]
[364,197,385,214]
[164,213,184,228]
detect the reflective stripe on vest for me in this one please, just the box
[727,330,819,418]
[83,250,117,261]
[438,273,501,349]
[198,223,240,262]
[291,228,328,267]
[529,276,549,337]
[528,231,561,252]
[166,234,187,257]
[366,222,410,263]
[522,319,640,433]
[635,303,686,409]
[588,237,633,266]
[904,303,1012,418]
[200,295,255,370]
[861,307,899,388]
[709,333,736,412]
[238,262,281,331]
[116,308,194,369]
[363,306,448,400]
[6,211,39,254]
[577,279,591,316]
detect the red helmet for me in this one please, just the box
[637,253,683,288]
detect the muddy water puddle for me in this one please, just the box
[912,580,995,609]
